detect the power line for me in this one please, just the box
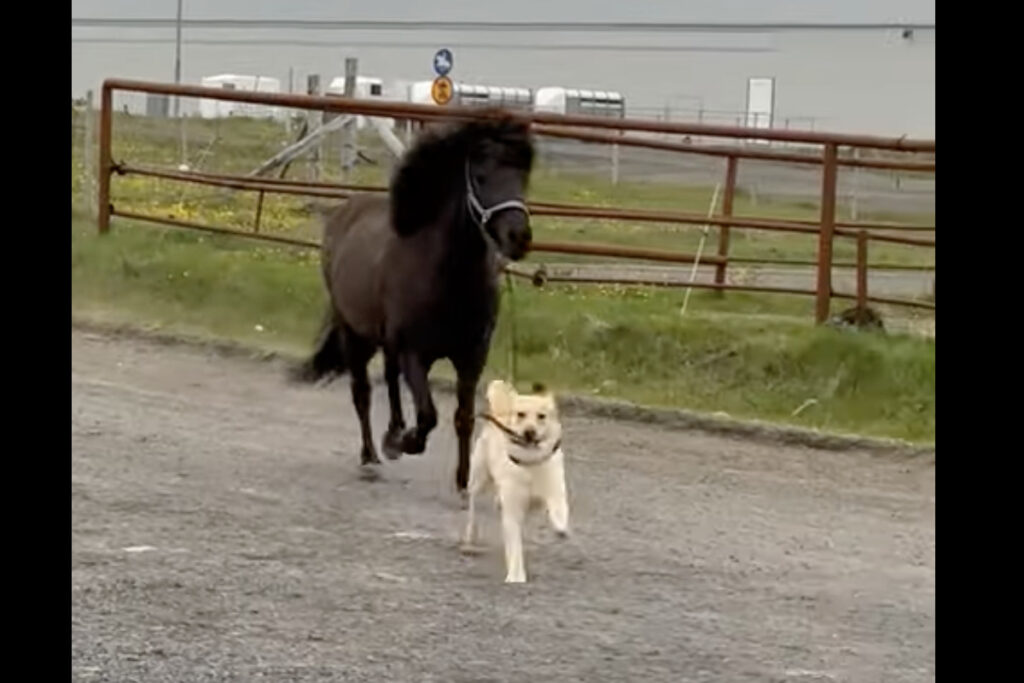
[70,18,935,32]
[71,37,774,53]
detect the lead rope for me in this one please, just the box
[505,270,519,387]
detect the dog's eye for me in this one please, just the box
[516,412,526,420]
[538,414,547,421]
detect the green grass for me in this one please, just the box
[72,213,935,443]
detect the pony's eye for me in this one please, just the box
[516,412,526,420]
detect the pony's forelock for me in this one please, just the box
[389,113,534,236]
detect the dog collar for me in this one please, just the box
[509,439,561,467]
[478,412,561,466]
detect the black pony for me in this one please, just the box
[294,114,535,491]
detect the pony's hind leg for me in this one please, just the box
[381,348,405,460]
[342,327,380,468]
[398,351,437,456]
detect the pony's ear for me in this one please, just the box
[389,133,453,236]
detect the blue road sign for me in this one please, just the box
[433,48,453,77]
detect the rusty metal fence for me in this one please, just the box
[96,79,935,323]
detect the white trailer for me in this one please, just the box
[534,87,625,118]
[199,74,282,119]
[326,76,391,129]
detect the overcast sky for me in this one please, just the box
[72,0,935,24]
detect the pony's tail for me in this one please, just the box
[290,311,348,384]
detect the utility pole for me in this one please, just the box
[341,57,358,177]
[173,0,182,116]
[174,0,186,166]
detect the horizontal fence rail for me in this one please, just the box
[531,125,935,172]
[97,79,936,322]
[100,78,936,152]
[116,164,936,234]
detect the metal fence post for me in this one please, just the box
[815,143,839,323]
[97,83,113,234]
[306,74,321,180]
[856,229,868,312]
[610,132,620,186]
[714,155,738,293]
[341,57,358,179]
[253,190,265,233]
[83,90,97,219]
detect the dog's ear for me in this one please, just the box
[531,382,553,398]
[486,379,516,417]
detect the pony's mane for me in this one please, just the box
[389,111,534,236]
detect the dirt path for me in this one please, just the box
[72,330,934,682]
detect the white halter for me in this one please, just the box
[464,162,530,248]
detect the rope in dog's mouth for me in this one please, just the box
[476,412,561,466]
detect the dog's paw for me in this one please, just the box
[458,542,487,556]
[504,574,526,584]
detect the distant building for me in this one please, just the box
[325,75,392,129]
[198,74,283,119]
[145,94,170,118]
[534,87,625,118]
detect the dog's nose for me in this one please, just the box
[523,428,537,442]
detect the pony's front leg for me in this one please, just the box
[453,363,483,493]
[398,351,437,455]
[381,348,406,460]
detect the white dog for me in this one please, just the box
[462,380,569,583]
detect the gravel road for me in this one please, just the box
[72,330,934,682]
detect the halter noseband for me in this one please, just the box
[465,162,530,247]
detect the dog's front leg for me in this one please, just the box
[500,490,529,583]
[546,493,570,539]
[462,490,478,547]
[543,464,570,538]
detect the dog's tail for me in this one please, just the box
[289,309,348,384]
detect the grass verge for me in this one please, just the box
[72,213,934,444]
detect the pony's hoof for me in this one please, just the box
[360,444,382,464]
[358,462,382,481]
[360,446,382,475]
[381,431,404,460]
[400,430,427,456]
[459,542,486,556]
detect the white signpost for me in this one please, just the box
[745,77,776,133]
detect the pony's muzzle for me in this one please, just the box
[501,215,532,261]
